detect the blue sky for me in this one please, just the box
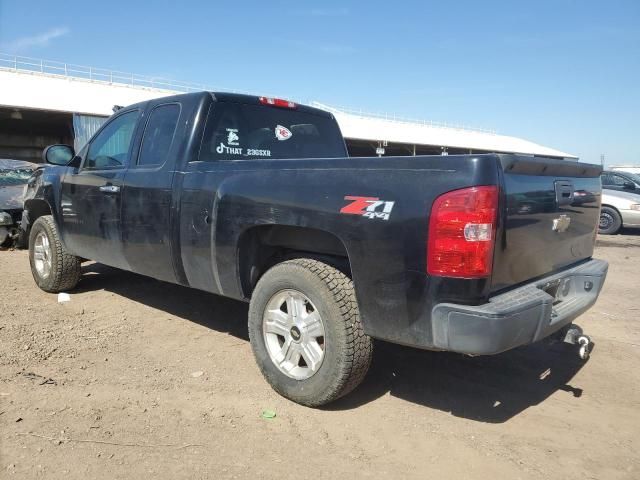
[0,0,638,165]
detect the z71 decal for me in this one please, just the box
[340,196,395,221]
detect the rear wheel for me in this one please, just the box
[599,206,622,235]
[248,258,373,407]
[29,215,81,293]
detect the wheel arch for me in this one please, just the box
[22,198,55,244]
[24,198,53,224]
[236,224,352,299]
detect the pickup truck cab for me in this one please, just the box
[24,91,608,406]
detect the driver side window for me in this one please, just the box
[610,174,628,186]
[85,111,138,169]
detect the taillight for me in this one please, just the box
[259,97,297,109]
[427,186,499,278]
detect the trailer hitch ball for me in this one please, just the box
[577,335,592,360]
[562,326,593,360]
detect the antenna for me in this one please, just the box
[600,154,605,168]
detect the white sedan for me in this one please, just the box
[600,189,640,234]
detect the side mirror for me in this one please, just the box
[623,181,636,190]
[43,144,75,166]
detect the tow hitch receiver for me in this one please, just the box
[563,325,593,360]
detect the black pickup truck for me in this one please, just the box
[24,92,608,406]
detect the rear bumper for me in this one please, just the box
[430,259,608,355]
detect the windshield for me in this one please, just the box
[0,168,33,187]
[626,173,640,185]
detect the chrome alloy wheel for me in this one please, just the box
[262,289,326,380]
[33,231,52,279]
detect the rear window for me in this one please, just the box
[199,102,346,161]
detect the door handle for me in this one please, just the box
[554,180,573,206]
[99,185,120,194]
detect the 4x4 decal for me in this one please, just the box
[340,196,395,221]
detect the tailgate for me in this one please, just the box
[491,156,602,292]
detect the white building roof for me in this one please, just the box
[0,53,576,160]
[313,103,577,159]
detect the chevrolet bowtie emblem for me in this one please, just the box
[552,214,571,233]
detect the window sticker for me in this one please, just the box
[226,128,239,146]
[215,128,243,155]
[247,148,272,157]
[216,143,243,155]
[275,125,292,141]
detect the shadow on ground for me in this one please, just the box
[77,262,587,424]
[76,262,250,341]
[596,229,640,248]
[326,340,586,422]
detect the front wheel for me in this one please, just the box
[599,206,622,235]
[29,215,81,293]
[248,258,373,407]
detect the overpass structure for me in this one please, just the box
[0,53,577,162]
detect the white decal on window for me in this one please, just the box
[216,143,243,155]
[275,125,292,141]
[246,148,272,157]
[226,128,239,146]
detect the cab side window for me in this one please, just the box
[137,104,181,166]
[85,111,138,169]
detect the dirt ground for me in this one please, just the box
[1,234,639,480]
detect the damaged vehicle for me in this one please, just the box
[24,92,608,407]
[0,159,37,248]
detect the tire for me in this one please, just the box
[29,215,81,293]
[248,258,373,407]
[599,206,622,235]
